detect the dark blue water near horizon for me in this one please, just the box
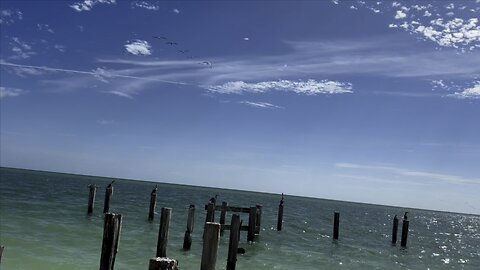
[0,167,479,269]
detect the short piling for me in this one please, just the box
[255,205,262,234]
[201,222,221,270]
[247,206,257,242]
[392,215,399,244]
[333,212,340,240]
[148,257,179,270]
[277,194,284,231]
[87,184,97,214]
[156,207,172,257]
[148,186,158,221]
[99,213,122,270]
[401,219,409,247]
[220,201,228,235]
[103,181,114,214]
[183,204,195,250]
[206,202,215,223]
[227,214,241,270]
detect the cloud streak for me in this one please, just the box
[0,86,27,98]
[335,162,480,185]
[239,101,284,109]
[70,0,116,12]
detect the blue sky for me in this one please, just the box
[1,0,479,214]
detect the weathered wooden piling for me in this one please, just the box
[333,212,340,240]
[148,257,179,270]
[156,207,172,257]
[227,214,241,270]
[0,245,4,264]
[220,201,228,235]
[392,215,399,244]
[183,204,195,250]
[255,205,262,234]
[247,206,257,242]
[87,184,97,214]
[148,186,158,221]
[206,202,215,223]
[201,222,221,270]
[103,181,114,214]
[277,194,284,231]
[99,213,122,270]
[401,219,409,247]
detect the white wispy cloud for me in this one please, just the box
[0,8,23,24]
[54,44,66,52]
[107,91,134,99]
[173,8,180,14]
[12,66,46,77]
[125,40,152,56]
[452,81,480,99]
[0,86,27,98]
[204,79,353,95]
[70,0,116,12]
[97,119,117,125]
[37,23,54,33]
[335,162,480,185]
[239,101,283,109]
[9,37,35,59]
[131,1,159,11]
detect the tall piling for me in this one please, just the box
[392,215,399,244]
[103,181,114,214]
[99,213,122,270]
[201,222,221,270]
[227,214,241,270]
[255,205,262,234]
[220,201,228,235]
[277,194,284,231]
[148,185,158,221]
[247,206,257,242]
[0,245,4,264]
[401,219,409,247]
[206,202,215,223]
[87,184,97,215]
[157,208,172,257]
[333,212,340,240]
[183,204,195,250]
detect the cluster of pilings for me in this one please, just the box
[88,182,269,270]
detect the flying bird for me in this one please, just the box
[165,41,178,45]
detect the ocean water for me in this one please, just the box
[0,168,479,270]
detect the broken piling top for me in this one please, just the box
[148,257,179,270]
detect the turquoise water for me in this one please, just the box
[0,167,479,269]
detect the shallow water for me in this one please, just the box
[0,167,479,269]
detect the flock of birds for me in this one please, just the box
[152,35,213,68]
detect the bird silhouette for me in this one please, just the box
[165,41,178,45]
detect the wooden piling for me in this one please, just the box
[333,212,340,240]
[247,206,257,242]
[255,205,262,234]
[391,215,399,244]
[0,245,4,264]
[220,201,228,235]
[201,222,221,270]
[156,207,172,257]
[227,214,241,270]
[99,213,122,270]
[148,186,158,221]
[148,257,179,270]
[103,181,114,214]
[277,194,284,231]
[206,202,215,223]
[87,184,97,214]
[183,204,195,250]
[401,219,409,247]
